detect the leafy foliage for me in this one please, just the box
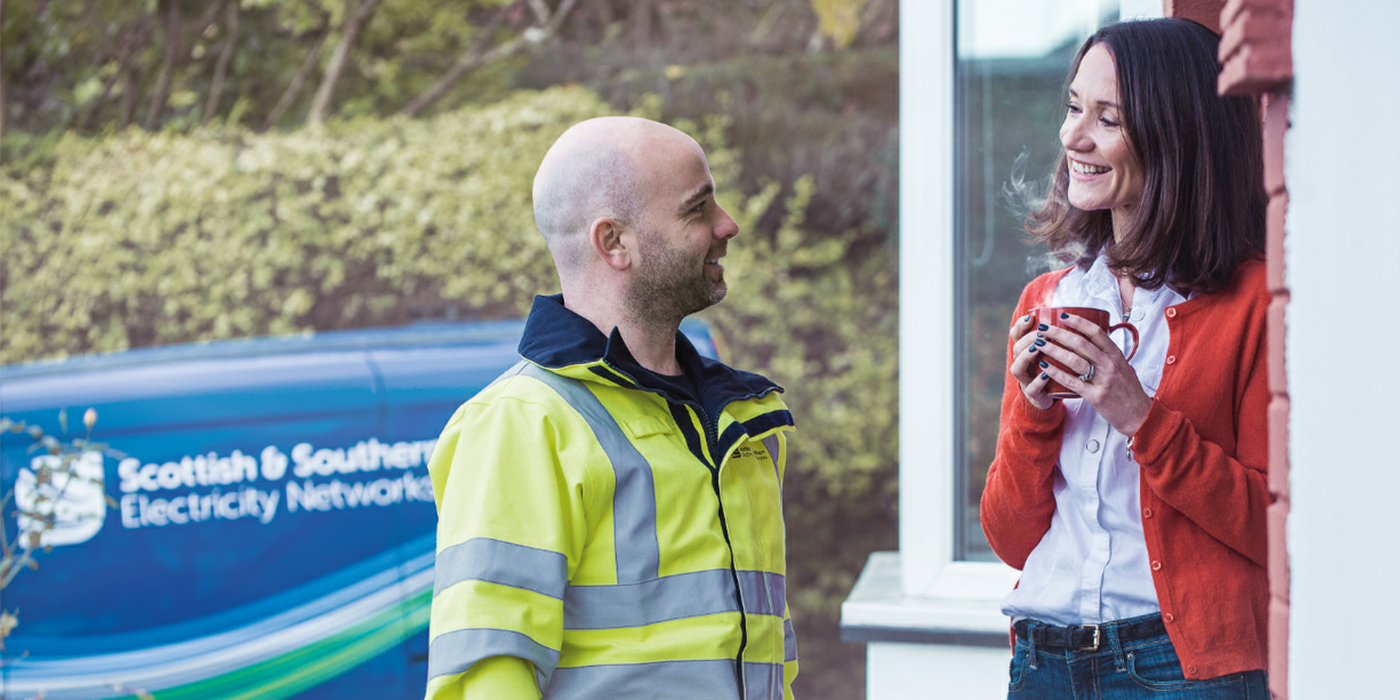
[0,0,897,136]
[1,86,605,362]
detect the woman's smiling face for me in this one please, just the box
[1060,43,1145,231]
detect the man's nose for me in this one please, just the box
[714,206,739,240]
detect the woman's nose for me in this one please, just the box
[1060,116,1092,152]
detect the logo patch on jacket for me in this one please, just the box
[730,445,770,462]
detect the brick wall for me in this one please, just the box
[1216,1,1294,698]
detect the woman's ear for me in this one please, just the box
[588,217,632,271]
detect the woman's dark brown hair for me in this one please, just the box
[1027,18,1266,294]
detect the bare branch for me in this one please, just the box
[143,0,183,130]
[204,1,241,124]
[264,23,333,131]
[306,0,382,126]
[76,20,152,131]
[527,0,550,24]
[0,0,7,139]
[398,0,581,119]
[629,0,656,44]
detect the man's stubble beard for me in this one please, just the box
[625,232,727,329]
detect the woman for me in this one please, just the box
[981,18,1269,698]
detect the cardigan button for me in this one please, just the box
[1163,613,1175,623]
[1166,308,1178,318]
[1142,507,1153,518]
[1151,560,1162,571]
[1165,355,1177,365]
[1188,665,1198,674]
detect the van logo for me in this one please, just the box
[16,451,106,548]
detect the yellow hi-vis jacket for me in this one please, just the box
[425,295,798,700]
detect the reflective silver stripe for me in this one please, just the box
[761,434,781,481]
[564,569,738,630]
[427,627,561,682]
[434,537,568,599]
[743,662,786,700]
[486,359,531,391]
[737,570,785,616]
[559,571,782,629]
[783,617,798,662]
[545,659,740,700]
[518,363,661,584]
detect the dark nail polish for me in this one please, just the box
[1040,373,1049,380]
[1059,312,1069,319]
[1022,315,1032,323]
[1029,346,1038,353]
[1038,360,1049,368]
[1034,339,1046,346]
[1037,323,1049,331]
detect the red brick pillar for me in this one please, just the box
[1165,0,1224,32]
[1217,0,1293,698]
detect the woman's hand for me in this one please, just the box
[1008,314,1059,411]
[1034,312,1153,436]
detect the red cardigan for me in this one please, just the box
[981,258,1269,680]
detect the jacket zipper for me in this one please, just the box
[691,402,749,699]
[601,366,752,696]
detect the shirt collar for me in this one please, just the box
[517,294,783,410]
[1082,250,1190,311]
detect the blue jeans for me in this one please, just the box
[1007,614,1267,699]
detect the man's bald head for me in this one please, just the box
[532,117,695,272]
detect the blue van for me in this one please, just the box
[0,319,720,700]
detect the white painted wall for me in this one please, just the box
[1286,1,1400,696]
[867,643,1009,698]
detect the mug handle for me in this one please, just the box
[1107,321,1139,362]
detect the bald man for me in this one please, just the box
[424,118,799,700]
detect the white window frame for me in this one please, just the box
[845,0,1165,640]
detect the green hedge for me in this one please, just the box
[0,86,896,696]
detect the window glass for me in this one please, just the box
[954,0,1118,561]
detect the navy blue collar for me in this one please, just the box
[517,294,783,413]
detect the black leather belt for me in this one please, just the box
[1013,616,1166,652]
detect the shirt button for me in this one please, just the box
[1130,307,1146,322]
[1142,507,1153,518]
[1166,308,1178,318]
[1151,560,1162,571]
[1163,613,1174,623]
[1165,355,1176,365]
[1086,439,1100,453]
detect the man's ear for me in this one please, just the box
[588,217,632,271]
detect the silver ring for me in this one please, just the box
[1078,363,1096,382]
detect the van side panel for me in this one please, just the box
[0,320,714,699]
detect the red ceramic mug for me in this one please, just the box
[1027,306,1139,399]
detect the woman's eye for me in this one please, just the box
[1064,101,1081,114]
[1099,116,1120,128]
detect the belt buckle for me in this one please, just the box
[1078,624,1101,651]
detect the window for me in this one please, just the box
[953,0,1120,561]
[844,2,1165,649]
[885,0,1157,613]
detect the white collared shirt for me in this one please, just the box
[1001,253,1188,626]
